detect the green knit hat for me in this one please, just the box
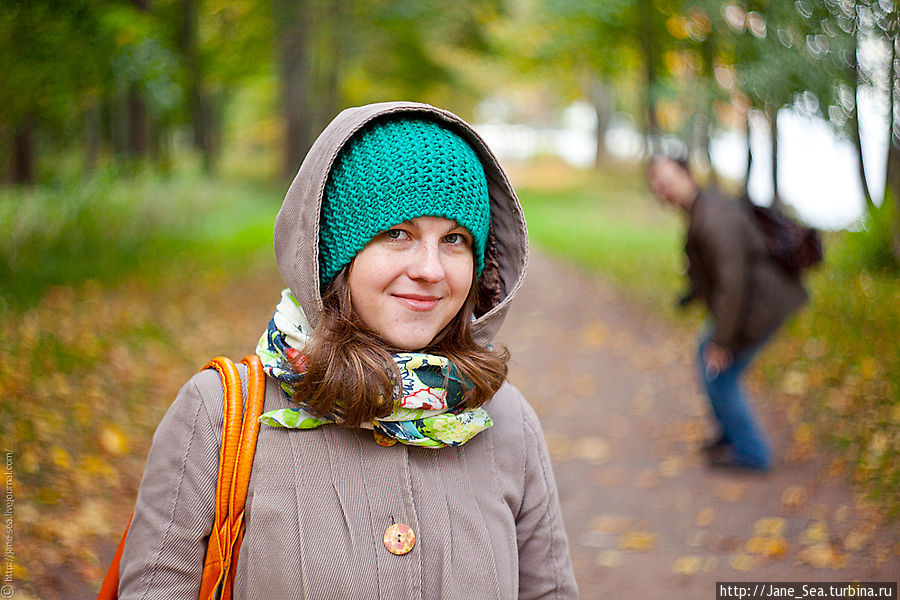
[319,117,491,288]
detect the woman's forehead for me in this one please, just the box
[389,216,467,231]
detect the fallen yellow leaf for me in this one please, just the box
[782,371,809,396]
[800,522,830,546]
[867,432,888,459]
[619,531,659,552]
[672,555,702,575]
[544,435,573,461]
[596,549,624,568]
[81,454,116,477]
[754,516,787,537]
[781,485,808,510]
[744,537,767,554]
[574,437,611,464]
[659,455,684,478]
[745,536,790,558]
[703,556,719,572]
[729,551,757,572]
[582,321,608,348]
[695,507,715,527]
[843,530,868,552]
[859,356,879,380]
[796,544,847,569]
[686,530,707,547]
[51,446,72,469]
[714,481,748,503]
[589,515,632,535]
[99,425,129,456]
[793,423,814,445]
[834,505,851,523]
[764,537,790,558]
[827,458,846,478]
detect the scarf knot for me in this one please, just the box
[256,289,492,448]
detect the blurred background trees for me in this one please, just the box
[1,0,898,262]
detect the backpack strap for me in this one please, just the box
[97,356,266,600]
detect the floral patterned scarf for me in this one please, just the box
[256,289,493,448]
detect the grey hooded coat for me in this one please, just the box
[118,102,578,599]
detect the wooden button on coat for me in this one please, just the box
[383,523,415,555]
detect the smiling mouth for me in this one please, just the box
[392,293,441,311]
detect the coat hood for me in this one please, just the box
[274,101,528,347]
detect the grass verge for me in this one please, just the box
[1,165,281,309]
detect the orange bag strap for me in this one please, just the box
[97,355,266,600]
[96,517,131,599]
[199,355,266,600]
[204,357,244,546]
[222,355,265,596]
[230,355,265,524]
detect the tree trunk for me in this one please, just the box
[127,0,151,159]
[307,1,343,140]
[767,104,782,210]
[886,34,900,264]
[149,114,170,172]
[203,92,222,173]
[637,0,660,151]
[851,93,874,211]
[127,86,150,157]
[84,104,102,173]
[851,6,875,211]
[107,92,128,156]
[699,31,717,187]
[588,78,613,169]
[11,117,36,185]
[276,0,312,180]
[181,0,217,173]
[744,107,753,199]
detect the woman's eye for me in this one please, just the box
[385,229,408,240]
[443,233,468,245]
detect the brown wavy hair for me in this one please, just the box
[285,268,509,428]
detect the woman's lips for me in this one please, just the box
[392,293,441,311]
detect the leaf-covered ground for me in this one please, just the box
[1,263,285,599]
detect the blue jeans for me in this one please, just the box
[698,333,772,470]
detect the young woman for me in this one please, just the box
[118,101,577,599]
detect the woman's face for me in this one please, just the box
[347,216,474,350]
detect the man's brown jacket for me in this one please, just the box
[685,189,808,351]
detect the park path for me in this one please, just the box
[497,251,899,597]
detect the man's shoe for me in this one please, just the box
[707,452,769,473]
[701,435,729,452]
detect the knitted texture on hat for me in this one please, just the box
[319,117,490,288]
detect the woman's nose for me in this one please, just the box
[406,243,445,283]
